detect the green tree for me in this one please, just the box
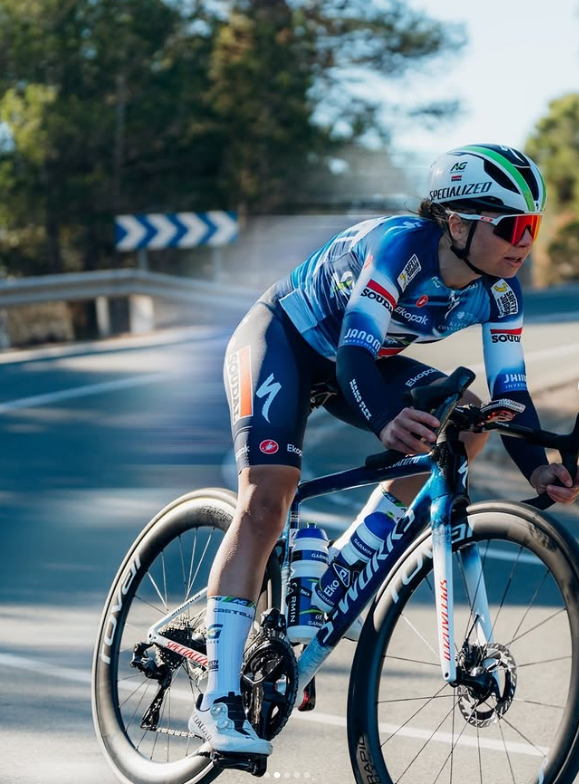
[526,93,579,283]
[0,0,465,275]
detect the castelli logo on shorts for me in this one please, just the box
[416,295,429,307]
[260,439,279,454]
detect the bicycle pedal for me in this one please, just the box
[209,750,268,777]
[298,676,316,711]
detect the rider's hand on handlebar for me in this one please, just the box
[379,408,440,454]
[530,463,579,505]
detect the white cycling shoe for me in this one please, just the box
[189,693,273,756]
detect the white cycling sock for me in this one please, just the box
[201,595,255,710]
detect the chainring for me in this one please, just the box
[241,624,299,741]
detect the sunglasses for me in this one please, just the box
[452,212,542,245]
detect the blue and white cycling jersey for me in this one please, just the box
[276,215,528,399]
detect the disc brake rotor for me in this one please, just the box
[458,642,517,728]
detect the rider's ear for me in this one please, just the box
[447,212,467,243]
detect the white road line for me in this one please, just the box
[0,373,165,413]
[0,652,547,757]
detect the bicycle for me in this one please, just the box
[92,366,579,784]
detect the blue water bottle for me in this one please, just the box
[286,523,329,643]
[313,490,405,613]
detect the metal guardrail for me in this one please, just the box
[0,269,258,310]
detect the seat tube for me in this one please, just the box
[431,494,456,683]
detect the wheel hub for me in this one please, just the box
[457,642,517,727]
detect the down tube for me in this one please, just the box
[431,493,458,683]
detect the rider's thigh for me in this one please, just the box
[236,463,301,542]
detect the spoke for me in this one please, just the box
[186,529,198,600]
[146,572,169,611]
[379,694,455,705]
[161,551,168,609]
[391,695,458,781]
[508,607,566,646]
[385,654,440,668]
[476,723,483,784]
[513,697,565,710]
[509,567,550,642]
[459,540,491,644]
[517,654,571,668]
[497,712,549,758]
[432,695,475,784]
[189,528,218,596]
[490,545,524,641]
[497,719,517,784]
[133,593,169,614]
[379,682,451,747]
[400,613,439,660]
[119,678,151,710]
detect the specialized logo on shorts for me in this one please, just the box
[227,345,253,423]
[491,280,518,317]
[361,279,396,311]
[490,328,522,343]
[260,439,279,455]
[397,254,421,292]
[256,372,281,423]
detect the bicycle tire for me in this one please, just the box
[92,487,280,784]
[348,500,579,784]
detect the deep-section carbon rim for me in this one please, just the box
[92,489,236,784]
[348,502,579,784]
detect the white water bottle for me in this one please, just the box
[286,523,329,643]
[313,488,406,613]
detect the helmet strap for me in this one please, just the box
[449,221,487,276]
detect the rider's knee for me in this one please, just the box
[236,466,300,540]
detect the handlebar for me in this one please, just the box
[365,366,579,511]
[481,412,579,510]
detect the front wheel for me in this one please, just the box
[348,501,579,784]
[92,488,280,784]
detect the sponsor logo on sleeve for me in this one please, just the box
[361,279,396,311]
[343,327,382,354]
[397,254,421,292]
[491,280,519,317]
[490,328,522,344]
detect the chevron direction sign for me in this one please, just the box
[115,211,238,251]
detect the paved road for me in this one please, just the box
[0,304,578,784]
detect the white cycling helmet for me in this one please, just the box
[428,144,546,215]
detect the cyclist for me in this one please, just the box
[190,144,579,756]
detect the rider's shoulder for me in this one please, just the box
[483,275,524,319]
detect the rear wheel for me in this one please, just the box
[92,488,280,784]
[348,501,579,784]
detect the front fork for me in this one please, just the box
[431,494,493,684]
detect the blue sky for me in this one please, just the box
[386,0,579,179]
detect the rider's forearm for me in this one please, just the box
[336,345,393,436]
[498,389,548,481]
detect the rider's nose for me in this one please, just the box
[516,228,534,247]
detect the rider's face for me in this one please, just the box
[454,212,535,279]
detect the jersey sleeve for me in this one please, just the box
[482,277,547,480]
[335,223,419,435]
